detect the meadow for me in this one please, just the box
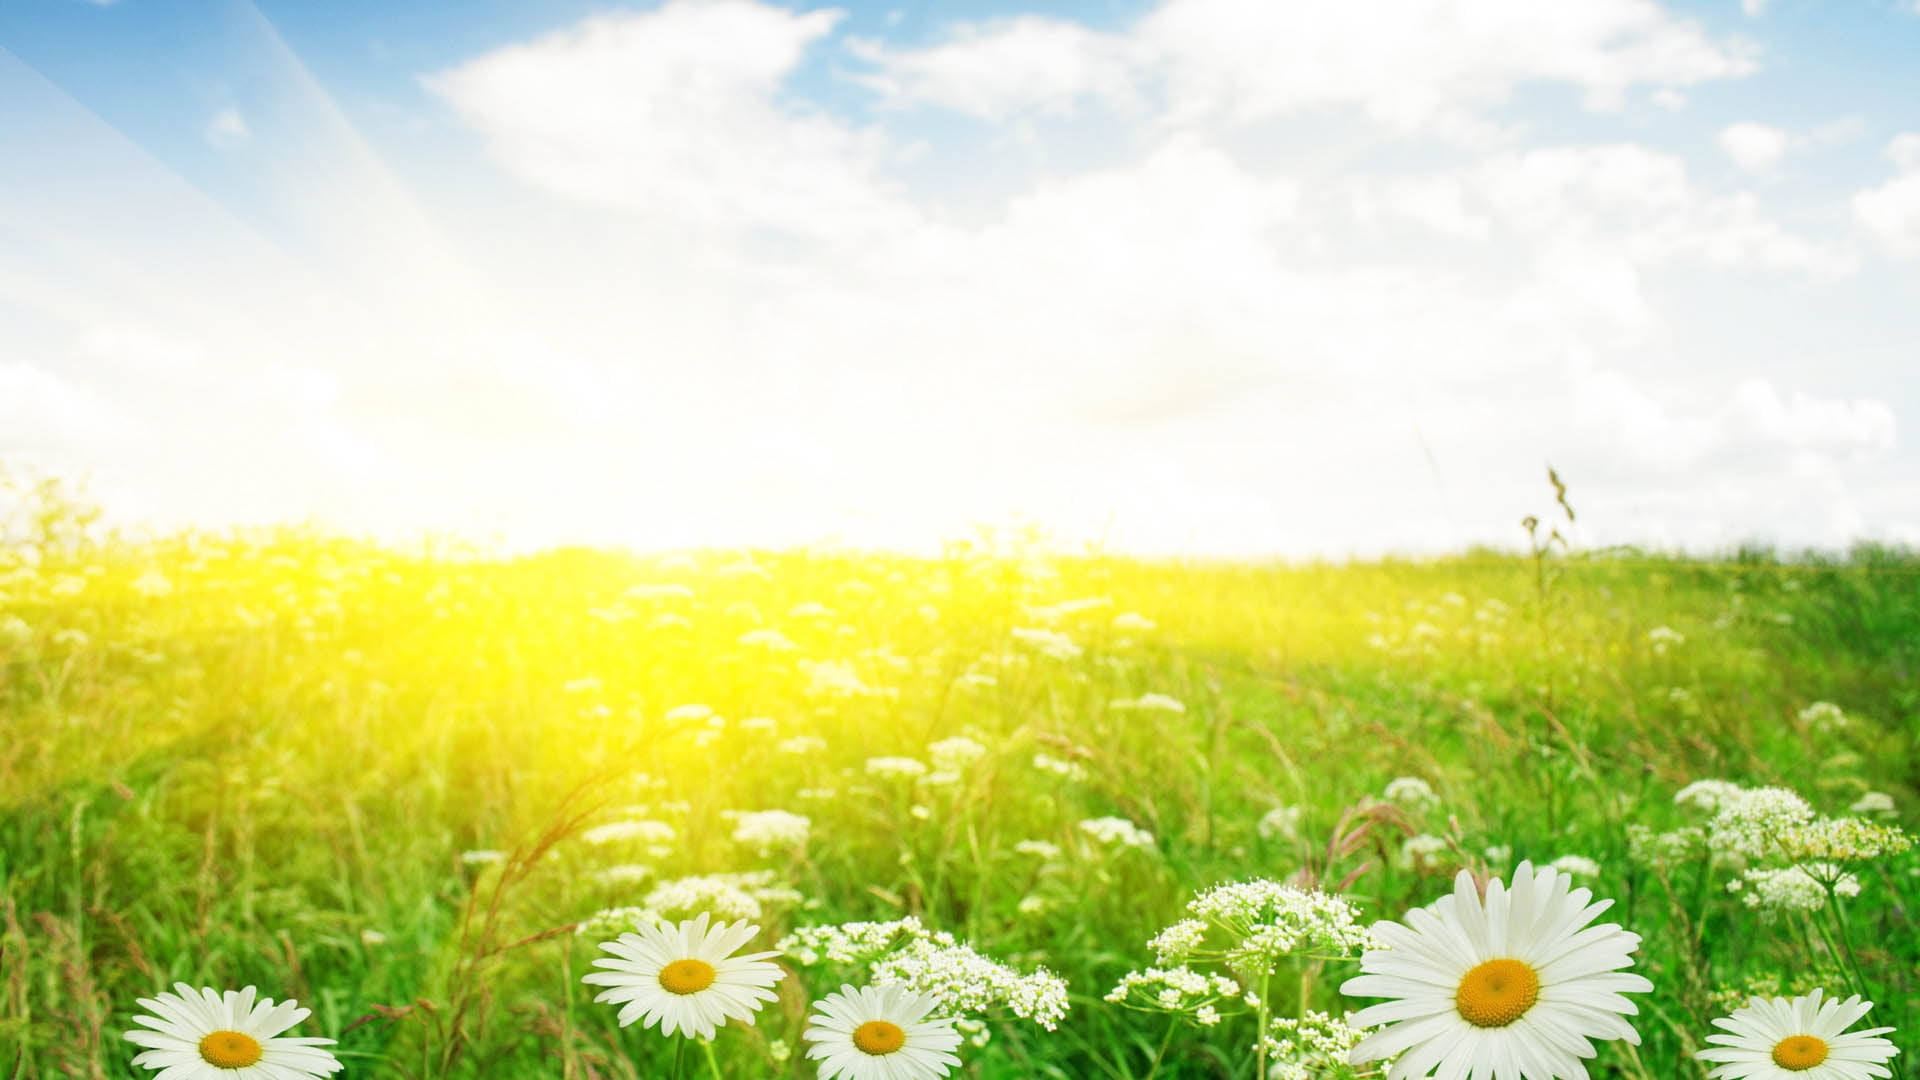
[2,482,1917,1079]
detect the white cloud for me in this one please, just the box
[847,16,1140,121]
[0,362,128,451]
[1852,133,1920,258]
[856,0,1757,137]
[1375,143,1852,274]
[426,0,904,238]
[205,106,249,147]
[1718,121,1787,171]
[1741,0,1766,14]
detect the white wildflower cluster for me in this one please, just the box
[737,628,797,651]
[779,917,1070,1032]
[800,659,889,699]
[1399,834,1451,871]
[727,810,812,856]
[1706,786,1816,860]
[1674,779,1746,813]
[642,870,793,922]
[595,864,653,885]
[1078,816,1156,852]
[1778,817,1913,863]
[1383,776,1439,811]
[1033,753,1088,781]
[581,820,677,848]
[1797,701,1849,732]
[1112,611,1156,631]
[1103,966,1242,1023]
[1013,840,1062,859]
[866,756,930,782]
[573,905,663,938]
[1262,1011,1375,1080]
[928,735,989,773]
[459,849,506,867]
[1730,864,1862,918]
[777,735,826,755]
[1173,880,1374,975]
[1258,806,1302,841]
[1626,824,1706,867]
[1549,855,1601,878]
[1010,627,1083,661]
[1110,693,1186,713]
[1647,625,1685,653]
[1851,791,1896,815]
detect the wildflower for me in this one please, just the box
[802,659,885,698]
[1112,612,1156,631]
[644,871,784,922]
[125,984,342,1077]
[1849,792,1895,815]
[803,983,963,1080]
[927,736,988,772]
[1798,702,1849,732]
[789,601,836,618]
[1384,776,1440,811]
[1013,840,1061,860]
[460,849,507,867]
[1010,627,1081,661]
[729,810,812,856]
[664,703,716,723]
[779,735,827,755]
[1104,965,1243,1016]
[597,865,654,886]
[1733,865,1861,917]
[581,913,783,1039]
[1709,787,1817,860]
[1158,881,1372,976]
[1779,818,1912,863]
[1676,779,1747,813]
[738,628,798,651]
[1257,806,1302,841]
[1550,854,1602,878]
[582,820,677,847]
[1078,816,1155,851]
[781,918,1070,1030]
[1696,990,1899,1080]
[1344,862,1653,1079]
[131,571,174,598]
[1264,1012,1375,1080]
[1111,693,1186,713]
[1648,625,1685,653]
[359,929,387,947]
[1031,753,1087,781]
[1399,833,1451,871]
[867,757,930,782]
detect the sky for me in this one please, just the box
[2,0,1918,557]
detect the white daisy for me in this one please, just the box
[1343,861,1653,1080]
[581,912,784,1039]
[1697,990,1899,1080]
[803,983,964,1080]
[124,984,342,1077]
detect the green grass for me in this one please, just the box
[2,522,1917,1078]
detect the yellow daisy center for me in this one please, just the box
[1455,958,1540,1028]
[197,1030,264,1069]
[852,1019,907,1055]
[658,958,717,995]
[1772,1036,1830,1071]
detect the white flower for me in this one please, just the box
[1258,806,1302,841]
[729,810,812,855]
[1696,990,1899,1080]
[1112,612,1156,631]
[1709,787,1817,859]
[1013,840,1061,860]
[927,736,988,772]
[664,703,716,723]
[460,849,507,866]
[1343,862,1653,1080]
[1078,816,1155,851]
[1676,779,1747,813]
[1032,753,1087,781]
[1010,627,1081,661]
[867,757,930,782]
[1849,791,1895,815]
[1399,833,1450,871]
[583,820,677,847]
[779,735,827,755]
[124,984,342,1077]
[1549,855,1601,878]
[1384,777,1440,811]
[803,983,964,1080]
[581,914,783,1039]
[1111,693,1186,713]
[738,628,798,651]
[644,871,786,922]
[1733,865,1861,916]
[1798,701,1850,732]
[1648,626,1685,653]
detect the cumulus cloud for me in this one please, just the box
[1718,121,1787,172]
[425,0,905,238]
[1852,133,1920,259]
[855,0,1756,137]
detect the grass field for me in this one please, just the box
[3,496,1917,1078]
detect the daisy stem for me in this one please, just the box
[701,1039,724,1080]
[673,1037,688,1080]
[1254,975,1271,1080]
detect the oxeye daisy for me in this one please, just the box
[1342,861,1653,1080]
[1697,990,1899,1080]
[124,983,343,1077]
[581,912,785,1039]
[802,983,964,1080]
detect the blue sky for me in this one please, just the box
[3,0,1919,554]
